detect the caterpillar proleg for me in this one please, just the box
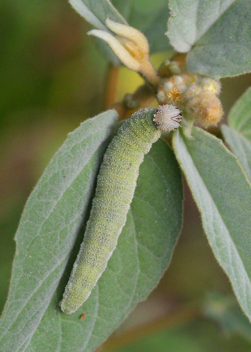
[60,106,182,314]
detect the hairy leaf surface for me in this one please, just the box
[113,0,172,53]
[173,127,251,322]
[69,0,171,65]
[69,0,126,30]
[69,0,127,65]
[222,88,251,182]
[0,110,118,351]
[20,139,183,352]
[167,0,251,78]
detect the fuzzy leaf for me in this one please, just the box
[0,110,118,352]
[221,88,251,182]
[143,5,172,54]
[221,125,251,183]
[70,0,171,65]
[113,0,172,53]
[68,0,127,66]
[173,127,251,321]
[167,0,251,78]
[16,139,183,352]
[69,0,126,30]
[228,88,251,135]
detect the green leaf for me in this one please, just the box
[114,0,167,15]
[0,110,118,352]
[227,88,251,134]
[70,0,171,65]
[69,0,127,66]
[69,0,126,30]
[18,139,183,352]
[221,88,251,182]
[113,0,172,54]
[167,0,251,78]
[173,127,251,322]
[221,127,251,183]
[143,5,172,54]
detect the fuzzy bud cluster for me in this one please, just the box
[157,74,223,128]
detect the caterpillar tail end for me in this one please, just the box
[60,298,77,314]
[60,289,90,314]
[60,280,93,314]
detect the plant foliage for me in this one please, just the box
[1,0,251,351]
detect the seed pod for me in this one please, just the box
[60,106,182,314]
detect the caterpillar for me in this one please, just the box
[60,105,182,314]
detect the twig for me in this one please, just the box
[104,65,120,110]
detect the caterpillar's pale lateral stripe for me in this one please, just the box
[60,105,182,314]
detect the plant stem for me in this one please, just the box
[104,64,120,110]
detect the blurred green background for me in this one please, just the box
[1,1,251,351]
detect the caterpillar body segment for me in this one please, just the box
[60,106,182,314]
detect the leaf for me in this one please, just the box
[0,110,118,352]
[70,0,171,65]
[167,0,251,78]
[173,127,251,322]
[227,88,251,135]
[20,139,183,352]
[221,88,251,182]
[113,0,172,54]
[221,126,251,183]
[143,5,172,54]
[167,0,235,53]
[69,0,127,66]
[69,0,127,30]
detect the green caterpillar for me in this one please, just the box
[60,105,182,314]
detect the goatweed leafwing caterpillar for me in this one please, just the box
[60,106,182,314]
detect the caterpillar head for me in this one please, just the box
[153,104,182,132]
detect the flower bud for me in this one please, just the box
[157,73,223,128]
[88,19,159,86]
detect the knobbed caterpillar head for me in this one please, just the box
[153,105,182,132]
